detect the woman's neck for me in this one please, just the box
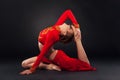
[59,23,69,35]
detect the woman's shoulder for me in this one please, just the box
[47,29,60,41]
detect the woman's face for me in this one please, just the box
[59,23,74,43]
[61,23,73,36]
[61,23,74,37]
[59,24,74,43]
[66,25,74,37]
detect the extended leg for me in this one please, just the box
[76,40,90,65]
[72,26,90,64]
[52,50,95,71]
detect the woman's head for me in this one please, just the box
[59,23,74,43]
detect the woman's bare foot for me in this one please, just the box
[46,64,61,71]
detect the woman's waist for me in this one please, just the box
[46,50,58,61]
[38,36,45,44]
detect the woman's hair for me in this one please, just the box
[59,33,74,44]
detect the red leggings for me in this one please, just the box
[52,50,96,71]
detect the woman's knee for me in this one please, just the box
[21,60,28,68]
[49,49,58,60]
[21,56,37,68]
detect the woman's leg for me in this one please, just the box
[72,25,90,64]
[52,50,95,71]
[38,42,61,71]
[75,40,90,65]
[21,56,61,71]
[21,41,61,71]
[21,56,44,68]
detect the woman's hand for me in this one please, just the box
[71,25,81,42]
[20,69,32,75]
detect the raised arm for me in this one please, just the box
[55,9,80,28]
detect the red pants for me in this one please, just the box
[52,50,96,71]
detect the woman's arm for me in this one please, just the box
[20,43,55,75]
[20,32,59,75]
[55,9,80,28]
[30,42,54,72]
[30,32,59,72]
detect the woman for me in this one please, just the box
[20,9,96,75]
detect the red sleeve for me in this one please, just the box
[30,31,58,72]
[55,9,80,28]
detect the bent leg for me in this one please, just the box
[21,56,61,71]
[46,64,61,71]
[21,56,49,69]
[21,56,38,68]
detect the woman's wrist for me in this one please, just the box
[30,67,36,73]
[73,23,80,28]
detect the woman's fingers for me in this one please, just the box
[20,69,32,75]
[71,26,77,37]
[71,25,82,41]
[71,25,76,33]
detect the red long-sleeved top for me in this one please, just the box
[30,9,79,72]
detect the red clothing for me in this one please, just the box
[52,50,96,71]
[30,27,60,72]
[30,9,79,72]
[55,9,79,28]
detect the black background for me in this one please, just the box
[0,0,120,61]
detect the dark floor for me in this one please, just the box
[0,59,120,80]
